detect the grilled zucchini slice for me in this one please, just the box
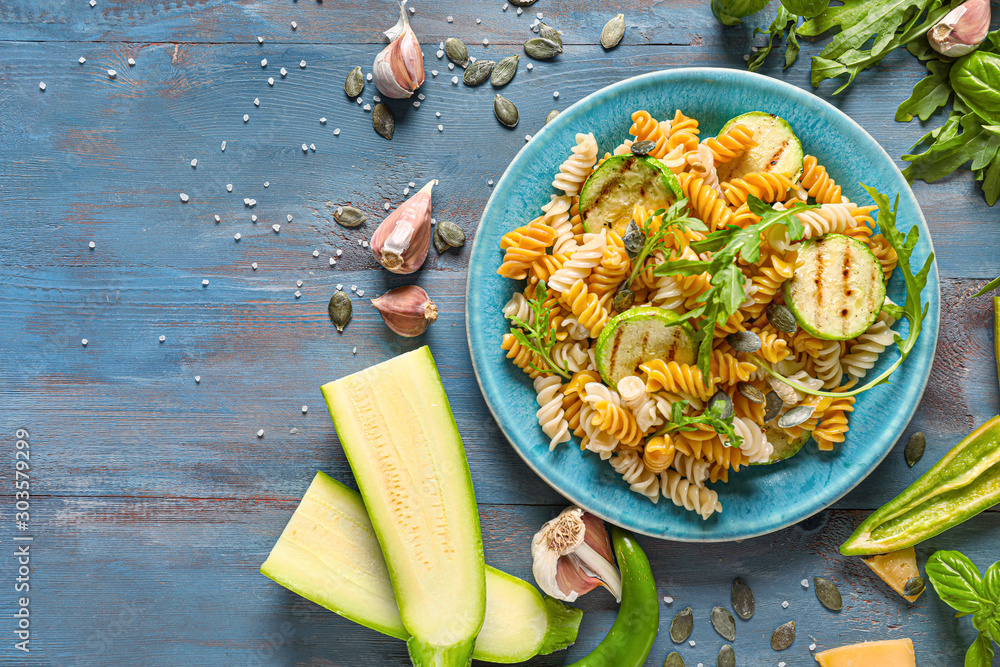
[595,306,696,385]
[579,154,682,235]
[715,111,804,182]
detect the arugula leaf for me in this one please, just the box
[926,550,986,615]
[966,634,995,667]
[882,301,905,320]
[656,400,742,447]
[973,275,1000,298]
[751,186,933,398]
[506,280,572,380]
[748,6,802,72]
[712,0,772,26]
[896,59,954,122]
[655,196,817,379]
[903,113,1000,206]
[624,200,707,291]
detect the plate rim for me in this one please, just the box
[465,66,940,542]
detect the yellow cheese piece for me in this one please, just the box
[862,547,923,602]
[815,638,916,667]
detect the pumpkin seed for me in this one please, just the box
[731,577,755,620]
[766,302,798,334]
[814,577,843,611]
[509,0,537,5]
[464,59,495,86]
[601,13,626,49]
[905,431,926,467]
[344,66,364,97]
[763,391,783,423]
[524,37,562,60]
[630,139,656,156]
[903,575,926,597]
[725,330,762,353]
[717,644,735,667]
[622,220,644,255]
[771,620,795,650]
[334,206,366,228]
[612,287,634,313]
[493,94,519,128]
[445,37,469,67]
[664,652,685,667]
[545,109,560,125]
[432,228,450,254]
[372,103,394,140]
[538,22,563,48]
[778,405,815,428]
[736,381,765,404]
[711,606,736,641]
[708,391,734,421]
[669,607,694,643]
[491,55,519,87]
[328,292,352,332]
[436,220,465,248]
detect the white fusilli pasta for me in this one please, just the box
[502,291,532,324]
[842,311,898,381]
[552,132,598,197]
[687,143,720,193]
[547,230,608,294]
[660,469,722,519]
[610,450,660,503]
[579,403,617,460]
[551,341,590,373]
[670,451,710,487]
[724,416,773,464]
[815,340,845,389]
[534,376,570,451]
[560,315,590,341]
[616,376,662,433]
[542,194,576,256]
[765,203,858,252]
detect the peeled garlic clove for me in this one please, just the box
[371,180,436,274]
[371,285,437,337]
[531,506,622,603]
[372,0,425,99]
[928,0,991,57]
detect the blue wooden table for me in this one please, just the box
[2,1,999,665]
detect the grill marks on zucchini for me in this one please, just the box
[785,234,885,341]
[579,154,682,233]
[596,307,696,385]
[716,112,804,182]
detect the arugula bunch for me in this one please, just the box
[506,280,572,380]
[751,185,934,398]
[623,199,708,291]
[653,195,817,381]
[748,6,803,73]
[655,399,742,447]
[925,550,1000,666]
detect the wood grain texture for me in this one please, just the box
[2,0,999,665]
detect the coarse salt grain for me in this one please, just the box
[688,640,695,647]
[476,18,482,24]
[302,405,308,413]
[447,15,453,22]
[263,181,269,187]
[336,249,343,256]
[234,233,241,240]
[352,347,357,354]
[312,250,319,257]
[251,262,258,270]
[89,241,96,249]
[448,63,455,70]
[243,114,249,122]
[438,124,444,132]
[272,224,281,232]
[435,111,441,118]
[526,63,533,70]
[257,429,264,437]
[159,335,166,343]
[809,644,817,651]
[357,289,365,296]
[107,69,117,78]
[227,184,233,192]
[195,376,201,383]
[39,82,46,91]
[261,59,267,67]
[300,60,306,68]
[431,70,438,76]
[553,91,559,98]
[257,36,263,44]
[525,134,532,141]
[537,11,543,18]
[403,187,410,195]
[190,159,197,167]
[503,2,508,9]
[127,57,135,66]
[351,285,357,291]
[320,117,327,124]
[82,339,88,346]
[413,101,420,108]
[302,143,309,152]
[517,7,522,14]
[802,579,809,588]
[180,193,189,202]
[268,77,274,85]
[329,257,336,266]
[408,5,414,13]
[221,141,226,151]
[89,0,96,6]
[334,128,341,136]
[337,284,343,290]
[383,202,391,211]
[251,215,257,222]
[202,279,209,286]
[214,215,221,223]
[294,291,301,298]
[452,76,458,85]
[286,214,293,222]
[296,280,303,287]
[488,179,494,186]
[779,663,786,667]
[436,50,444,58]
[290,21,297,29]
[366,72,372,81]
[254,98,259,106]
[363,103,371,111]
[782,600,789,608]
[483,39,489,46]
[409,181,415,187]
[663,596,673,604]
[79,57,86,64]
[280,67,288,77]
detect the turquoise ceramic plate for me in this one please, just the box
[466,68,939,541]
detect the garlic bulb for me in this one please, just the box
[928,0,991,58]
[371,285,437,337]
[371,180,436,274]
[372,0,425,99]
[531,506,622,603]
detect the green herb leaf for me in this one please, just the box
[951,52,1000,126]
[903,113,1000,206]
[983,562,1000,614]
[973,275,1000,298]
[882,301,905,319]
[505,280,571,380]
[712,0,772,26]
[748,7,802,72]
[658,400,742,446]
[623,200,706,290]
[779,0,828,18]
[896,59,954,122]
[926,550,985,615]
[965,633,995,667]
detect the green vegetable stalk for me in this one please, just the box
[841,415,1000,555]
[565,527,659,667]
[925,550,1000,667]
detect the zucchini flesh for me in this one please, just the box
[260,472,582,663]
[784,234,885,340]
[321,347,485,666]
[716,111,804,182]
[579,155,681,234]
[755,424,809,465]
[595,306,695,385]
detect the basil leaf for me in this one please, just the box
[965,633,994,667]
[983,561,1000,607]
[951,52,1000,126]
[713,0,772,25]
[779,0,827,18]
[896,59,953,122]
[927,550,985,615]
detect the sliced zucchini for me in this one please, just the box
[579,154,683,235]
[753,424,809,465]
[715,111,804,182]
[595,306,696,385]
[784,234,885,341]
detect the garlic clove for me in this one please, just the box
[928,0,991,58]
[531,507,622,603]
[371,180,436,274]
[373,0,425,99]
[371,285,438,336]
